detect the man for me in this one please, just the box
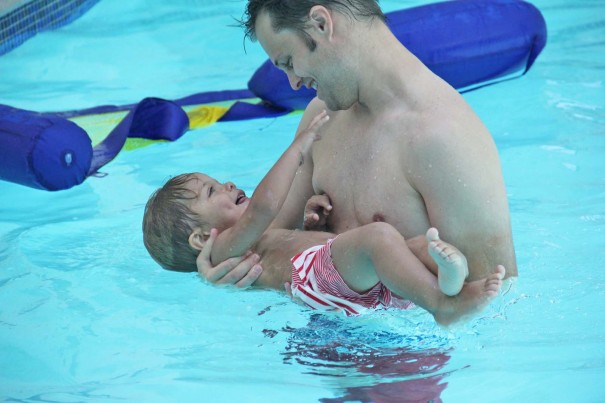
[197,0,517,287]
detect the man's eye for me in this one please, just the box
[280,59,293,71]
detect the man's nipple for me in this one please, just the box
[372,213,385,222]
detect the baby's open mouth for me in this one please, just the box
[236,192,247,205]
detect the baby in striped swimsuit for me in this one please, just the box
[143,111,505,326]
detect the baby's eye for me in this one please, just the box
[208,186,214,197]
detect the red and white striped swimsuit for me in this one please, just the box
[290,238,413,316]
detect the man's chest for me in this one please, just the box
[310,127,428,236]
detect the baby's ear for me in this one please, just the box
[188,228,210,251]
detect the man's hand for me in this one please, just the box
[303,194,332,231]
[283,282,306,306]
[196,228,262,287]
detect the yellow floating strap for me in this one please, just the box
[69,111,128,147]
[67,104,230,152]
[186,105,229,129]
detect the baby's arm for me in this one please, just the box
[211,111,329,263]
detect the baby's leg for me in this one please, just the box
[330,222,504,326]
[330,222,447,315]
[426,228,469,296]
[405,235,437,276]
[433,265,505,326]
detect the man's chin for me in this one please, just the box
[324,100,350,112]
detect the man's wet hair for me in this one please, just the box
[239,0,385,50]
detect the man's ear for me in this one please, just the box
[188,228,210,251]
[308,5,334,38]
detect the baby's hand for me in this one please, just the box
[295,110,329,155]
[303,194,332,231]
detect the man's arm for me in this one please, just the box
[409,120,517,281]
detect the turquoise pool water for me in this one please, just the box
[1,0,604,401]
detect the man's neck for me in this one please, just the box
[352,24,423,114]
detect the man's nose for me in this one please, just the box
[287,71,302,90]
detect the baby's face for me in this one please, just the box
[184,173,250,231]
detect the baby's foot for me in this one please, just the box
[426,228,469,296]
[434,265,505,326]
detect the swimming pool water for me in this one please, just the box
[1,0,604,401]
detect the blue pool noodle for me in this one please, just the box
[0,0,547,191]
[0,98,188,191]
[0,104,92,191]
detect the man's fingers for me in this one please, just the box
[234,264,263,288]
[196,228,217,269]
[284,282,293,298]
[195,229,261,287]
[283,282,305,306]
[201,254,237,282]
[196,228,217,278]
[214,253,261,286]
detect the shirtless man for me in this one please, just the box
[197,0,517,287]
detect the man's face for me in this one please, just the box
[254,10,355,111]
